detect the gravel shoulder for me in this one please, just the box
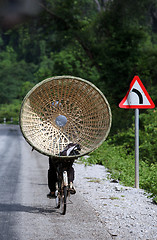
[74,161,157,240]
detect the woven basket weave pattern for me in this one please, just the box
[20,76,111,158]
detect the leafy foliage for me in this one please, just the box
[0,45,37,103]
[0,99,21,124]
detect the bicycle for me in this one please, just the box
[54,159,75,215]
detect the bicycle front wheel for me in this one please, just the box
[55,189,60,209]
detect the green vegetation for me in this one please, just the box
[109,197,120,200]
[82,110,157,203]
[84,177,101,183]
[0,0,157,201]
[0,100,21,124]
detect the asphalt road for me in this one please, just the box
[0,124,111,240]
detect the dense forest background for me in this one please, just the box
[0,0,157,201]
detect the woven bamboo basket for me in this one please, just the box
[20,76,112,159]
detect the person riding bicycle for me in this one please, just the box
[47,143,81,198]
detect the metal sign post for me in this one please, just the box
[135,109,139,188]
[119,76,155,189]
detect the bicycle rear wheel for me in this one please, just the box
[61,186,67,215]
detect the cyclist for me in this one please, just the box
[47,143,81,198]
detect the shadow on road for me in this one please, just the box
[0,203,60,215]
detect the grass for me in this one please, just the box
[84,177,102,183]
[81,140,157,204]
[109,196,120,200]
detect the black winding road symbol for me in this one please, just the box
[132,88,143,104]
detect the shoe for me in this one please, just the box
[69,187,76,194]
[47,192,56,199]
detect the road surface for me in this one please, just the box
[0,124,111,240]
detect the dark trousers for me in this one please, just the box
[48,158,57,192]
[48,157,75,192]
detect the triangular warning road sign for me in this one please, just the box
[119,76,155,109]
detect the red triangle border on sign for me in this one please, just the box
[119,76,155,109]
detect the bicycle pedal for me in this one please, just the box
[69,188,76,194]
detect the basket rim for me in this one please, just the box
[19,75,112,159]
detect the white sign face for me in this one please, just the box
[123,80,150,106]
[119,76,155,109]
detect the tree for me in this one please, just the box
[0,45,37,103]
[38,0,156,89]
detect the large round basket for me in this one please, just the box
[20,76,112,159]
